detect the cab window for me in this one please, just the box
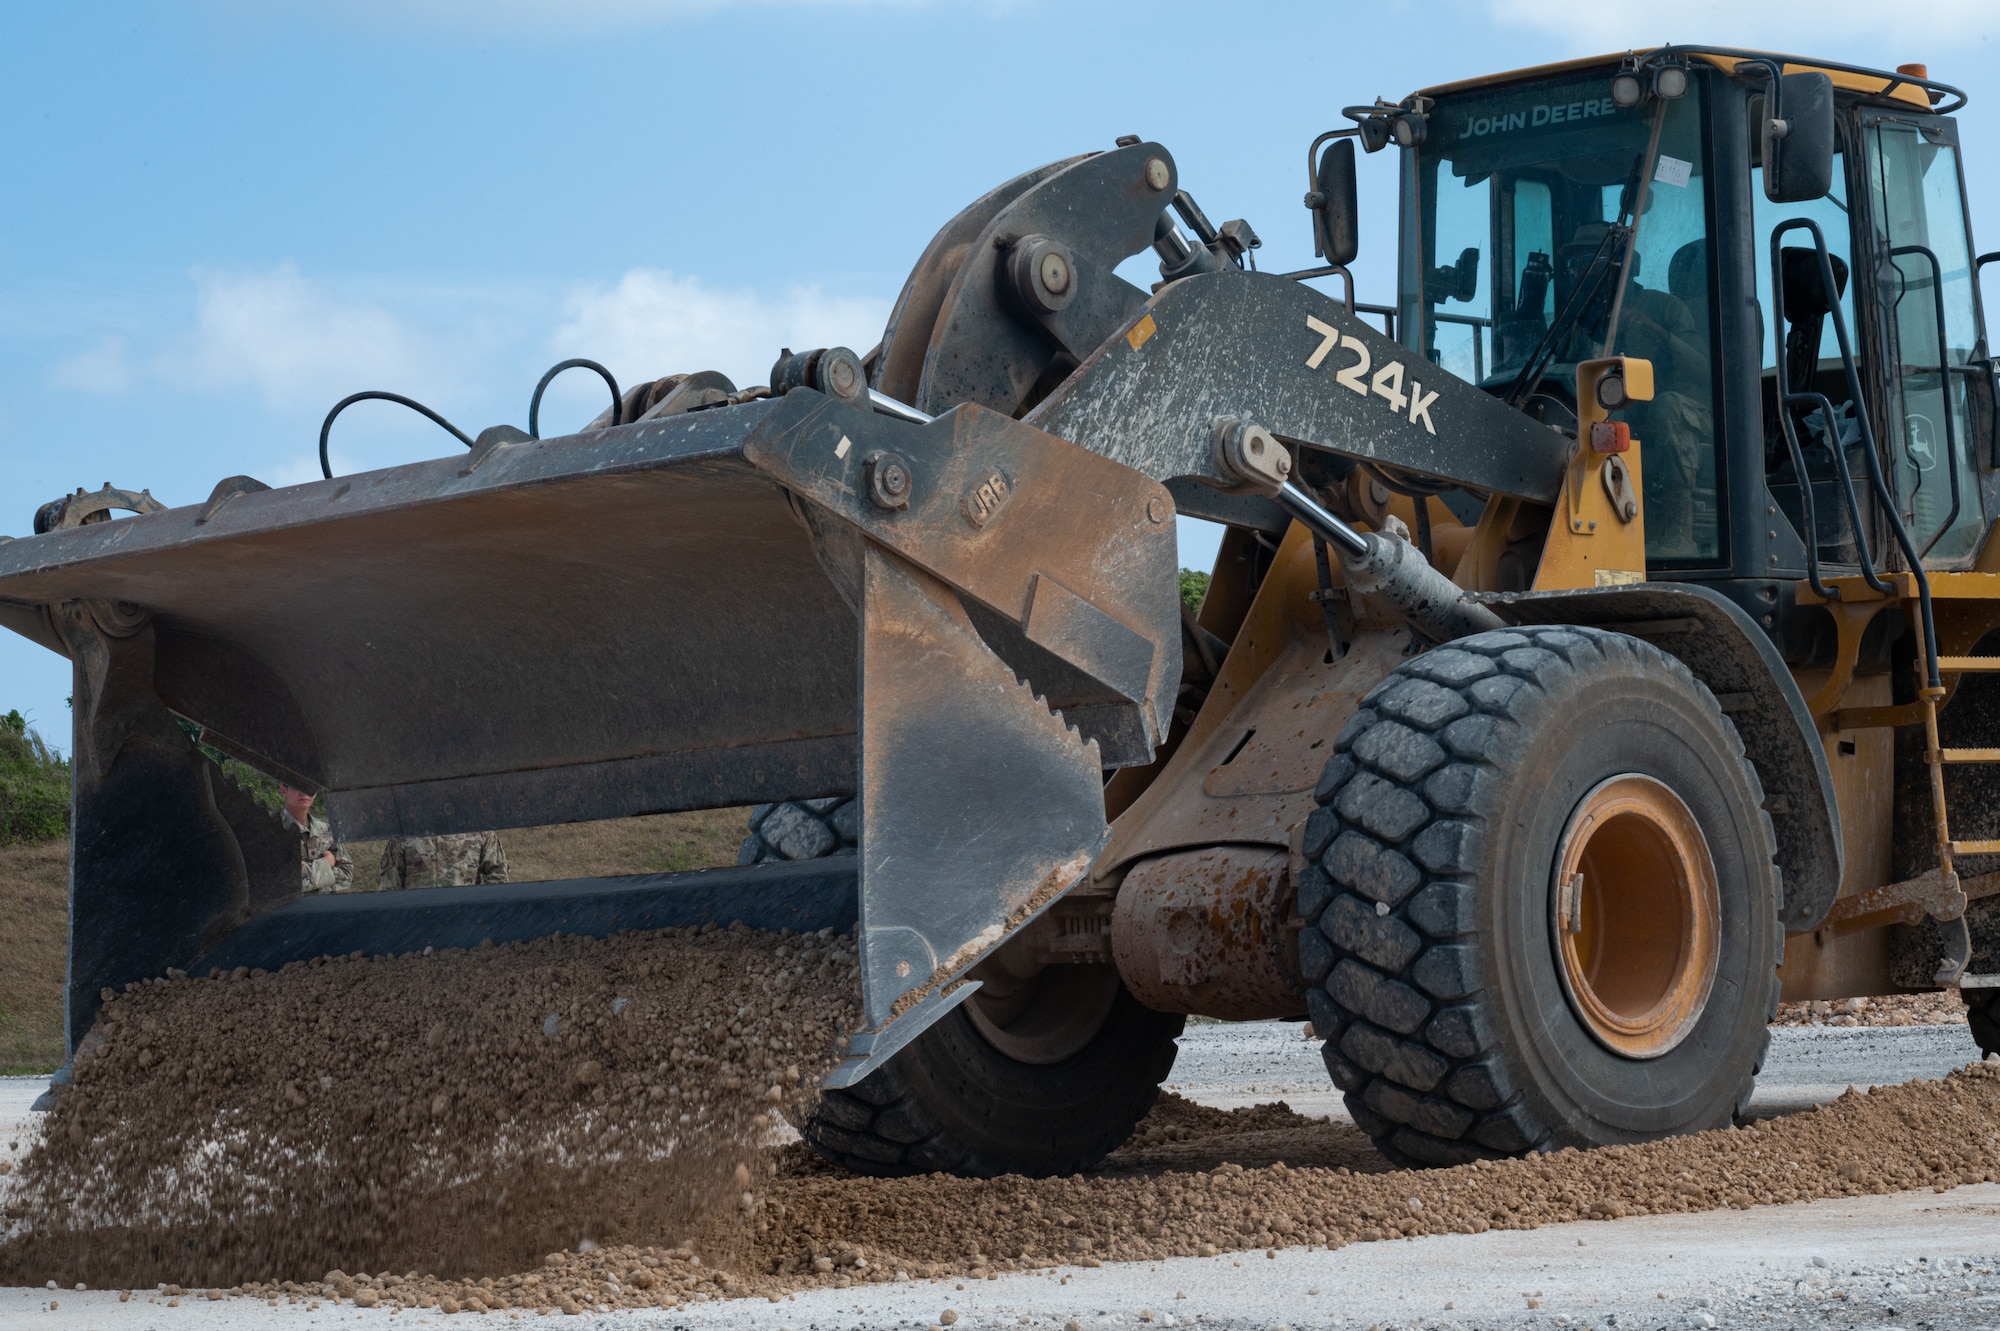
[1866,117,1985,561]
[1405,75,1721,561]
[1752,127,1863,567]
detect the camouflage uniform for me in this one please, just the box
[285,809,354,894]
[378,832,508,890]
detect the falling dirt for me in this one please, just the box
[0,923,860,1291]
[4,928,2000,1316]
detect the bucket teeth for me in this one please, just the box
[1013,673,1101,764]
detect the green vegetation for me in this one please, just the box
[0,710,67,1070]
[1179,568,1211,614]
[0,710,69,845]
[174,716,286,815]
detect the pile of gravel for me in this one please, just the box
[107,1054,1998,1315]
[0,923,860,1290]
[6,923,1999,1314]
[1773,992,1967,1027]
[734,1059,2000,1287]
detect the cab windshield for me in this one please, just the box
[1403,72,1720,561]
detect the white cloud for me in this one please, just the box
[1479,0,1997,50]
[550,268,891,397]
[163,265,463,412]
[29,262,895,476]
[51,335,136,394]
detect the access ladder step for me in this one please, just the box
[1950,839,2000,856]
[1960,973,2000,990]
[1940,748,2000,763]
[1940,657,2000,672]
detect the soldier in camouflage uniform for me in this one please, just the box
[378,831,508,890]
[280,782,353,894]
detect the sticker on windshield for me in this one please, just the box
[1653,155,1693,189]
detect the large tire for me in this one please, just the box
[1299,625,1783,1166]
[739,798,857,864]
[803,985,1183,1178]
[736,805,1184,1177]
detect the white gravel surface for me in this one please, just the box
[4,1021,1977,1142]
[2,1022,1994,1329]
[1160,1018,1982,1120]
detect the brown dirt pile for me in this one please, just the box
[1099,1093,1395,1176]
[0,922,860,1290]
[120,1058,2000,1316]
[734,1060,2000,1283]
[1774,991,1967,1027]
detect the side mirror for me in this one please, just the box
[1432,246,1479,303]
[1764,72,1835,203]
[1309,137,1359,266]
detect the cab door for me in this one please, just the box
[1858,110,1990,563]
[1752,114,1872,573]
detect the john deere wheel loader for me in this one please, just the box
[6,45,1998,1175]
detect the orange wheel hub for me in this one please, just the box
[1550,774,1721,1059]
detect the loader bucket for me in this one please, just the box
[0,388,1181,1083]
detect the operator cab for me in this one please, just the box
[1370,49,1996,613]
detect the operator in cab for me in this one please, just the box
[1559,221,1713,556]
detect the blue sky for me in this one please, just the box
[4,0,1997,749]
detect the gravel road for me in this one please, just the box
[1160,1017,1983,1119]
[3,1021,1993,1329]
[6,1019,1976,1142]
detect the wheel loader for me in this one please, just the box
[5,44,1998,1176]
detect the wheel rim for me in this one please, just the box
[1550,774,1722,1060]
[962,965,1121,1066]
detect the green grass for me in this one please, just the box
[0,710,69,846]
[0,838,68,1073]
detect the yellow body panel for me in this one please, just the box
[1530,358,1650,590]
[1417,47,1933,111]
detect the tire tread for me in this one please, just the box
[1302,625,1784,1164]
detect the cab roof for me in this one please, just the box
[1415,47,1951,114]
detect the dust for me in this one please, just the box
[1774,991,1967,1027]
[0,923,860,1290]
